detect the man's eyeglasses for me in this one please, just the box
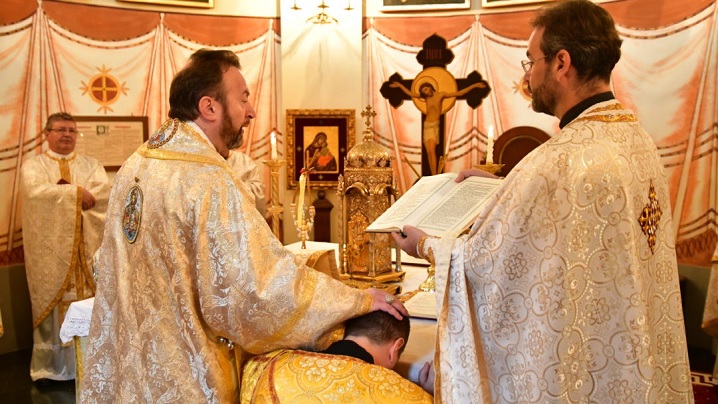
[521,54,553,73]
[48,128,78,134]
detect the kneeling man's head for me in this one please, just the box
[344,310,410,369]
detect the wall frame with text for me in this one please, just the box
[73,116,149,171]
[286,109,355,190]
[381,0,471,12]
[117,0,213,8]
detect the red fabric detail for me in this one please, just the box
[43,1,159,41]
[0,0,37,25]
[164,14,275,46]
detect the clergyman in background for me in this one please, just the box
[21,112,109,382]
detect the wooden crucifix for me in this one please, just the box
[380,34,491,176]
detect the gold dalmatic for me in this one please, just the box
[428,100,692,403]
[241,349,433,403]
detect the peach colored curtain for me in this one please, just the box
[0,1,279,265]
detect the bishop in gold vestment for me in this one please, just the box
[423,99,692,402]
[21,147,108,381]
[80,120,377,402]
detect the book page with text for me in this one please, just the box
[366,173,456,232]
[416,177,500,237]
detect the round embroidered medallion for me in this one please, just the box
[147,119,179,149]
[122,185,143,244]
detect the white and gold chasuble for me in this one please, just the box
[21,151,108,327]
[21,150,108,381]
[241,349,433,403]
[80,120,373,403]
[427,100,693,403]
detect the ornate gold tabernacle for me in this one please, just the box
[337,106,404,283]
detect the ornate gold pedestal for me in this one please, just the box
[418,265,435,292]
[338,106,404,287]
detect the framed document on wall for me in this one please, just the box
[73,116,149,171]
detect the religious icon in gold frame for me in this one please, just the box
[286,109,355,190]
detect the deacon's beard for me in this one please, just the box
[530,71,558,117]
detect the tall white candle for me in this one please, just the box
[486,125,495,164]
[297,172,306,225]
[270,131,278,160]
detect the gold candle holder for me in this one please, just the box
[263,159,285,239]
[290,203,315,249]
[418,264,436,292]
[290,170,315,250]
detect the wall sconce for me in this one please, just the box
[291,0,354,25]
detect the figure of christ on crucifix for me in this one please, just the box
[389,79,487,175]
[380,34,491,178]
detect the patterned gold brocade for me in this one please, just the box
[80,120,373,403]
[21,152,108,328]
[241,349,433,403]
[431,100,693,403]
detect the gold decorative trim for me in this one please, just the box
[638,181,662,254]
[574,113,637,124]
[33,188,84,328]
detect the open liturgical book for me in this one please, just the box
[403,291,439,320]
[366,173,503,238]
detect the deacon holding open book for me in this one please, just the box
[392,1,692,402]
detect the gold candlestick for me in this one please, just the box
[418,264,436,292]
[290,169,315,249]
[263,159,285,239]
[290,203,315,249]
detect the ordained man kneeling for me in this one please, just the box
[241,310,433,403]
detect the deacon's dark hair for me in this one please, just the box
[532,0,622,83]
[344,310,411,355]
[168,49,241,121]
[44,112,75,131]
